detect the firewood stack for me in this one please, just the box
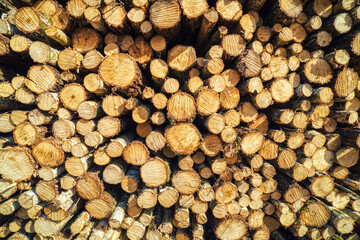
[0,0,360,239]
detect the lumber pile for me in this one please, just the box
[0,0,360,239]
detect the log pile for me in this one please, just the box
[0,0,360,239]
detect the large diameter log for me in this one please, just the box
[334,68,359,97]
[149,0,181,40]
[26,64,60,94]
[167,91,196,122]
[172,170,201,194]
[85,192,116,219]
[59,83,88,111]
[236,50,262,78]
[76,171,104,200]
[32,141,64,167]
[140,157,170,187]
[197,89,221,116]
[304,58,332,84]
[123,141,150,166]
[165,123,201,155]
[0,147,35,181]
[167,45,197,78]
[215,216,248,240]
[98,53,143,97]
[14,7,44,34]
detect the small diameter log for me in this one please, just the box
[9,35,31,54]
[13,122,42,146]
[336,147,359,168]
[150,36,166,58]
[196,8,219,49]
[304,58,333,85]
[82,50,104,72]
[128,36,153,69]
[329,207,354,234]
[215,182,238,204]
[14,7,45,34]
[154,185,177,208]
[240,132,265,156]
[270,79,294,103]
[74,219,95,240]
[196,88,220,116]
[108,196,127,229]
[216,0,243,26]
[34,209,78,237]
[103,160,128,185]
[265,57,287,80]
[121,166,140,194]
[106,131,135,158]
[65,154,92,177]
[127,221,146,240]
[334,68,359,98]
[32,140,64,168]
[137,186,157,209]
[70,211,91,235]
[308,174,334,198]
[258,139,278,161]
[0,179,17,200]
[84,7,107,33]
[44,190,80,222]
[0,195,20,215]
[165,122,201,155]
[18,190,40,209]
[57,48,83,72]
[236,49,261,78]
[97,116,126,138]
[35,179,59,203]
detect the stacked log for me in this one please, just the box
[0,0,360,239]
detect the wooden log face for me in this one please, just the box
[149,0,181,36]
[304,58,333,84]
[165,123,201,155]
[167,92,196,121]
[99,53,141,89]
[32,141,64,167]
[123,141,150,165]
[15,7,41,34]
[26,65,58,94]
[172,170,201,194]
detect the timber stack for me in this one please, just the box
[1,0,360,239]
